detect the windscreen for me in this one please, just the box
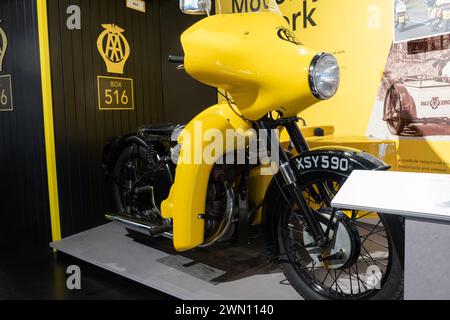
[216,0,281,15]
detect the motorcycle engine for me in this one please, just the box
[203,166,236,247]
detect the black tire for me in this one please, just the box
[111,144,171,241]
[112,144,162,215]
[384,85,408,135]
[276,170,404,300]
[112,145,141,213]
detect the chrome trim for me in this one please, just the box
[308,52,339,100]
[200,183,235,248]
[105,213,172,237]
[162,232,173,240]
[280,162,296,186]
[105,214,152,235]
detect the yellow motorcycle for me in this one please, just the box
[103,0,404,300]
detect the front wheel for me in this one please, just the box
[276,171,404,300]
[384,85,408,135]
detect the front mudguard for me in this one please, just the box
[262,148,390,260]
[161,103,252,251]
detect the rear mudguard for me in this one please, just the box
[262,148,391,260]
[161,103,252,251]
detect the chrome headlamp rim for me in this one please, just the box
[309,52,340,100]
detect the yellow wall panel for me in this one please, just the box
[280,0,393,136]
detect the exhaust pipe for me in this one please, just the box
[105,213,172,237]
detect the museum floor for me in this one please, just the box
[0,246,173,300]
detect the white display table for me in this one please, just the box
[332,170,450,300]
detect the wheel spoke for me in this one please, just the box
[360,255,388,268]
[321,270,331,286]
[360,221,382,246]
[360,237,388,249]
[354,211,377,221]
[303,190,320,207]
[342,268,366,295]
[361,244,382,269]
[355,222,388,239]
[358,252,372,267]
[349,268,353,295]
[311,261,316,280]
[334,270,346,294]
[329,270,344,294]
[352,264,369,292]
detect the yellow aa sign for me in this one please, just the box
[0,26,7,72]
[97,24,130,74]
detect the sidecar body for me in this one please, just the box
[399,76,450,123]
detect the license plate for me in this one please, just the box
[295,155,352,173]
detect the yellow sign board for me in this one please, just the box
[97,76,134,111]
[0,74,13,111]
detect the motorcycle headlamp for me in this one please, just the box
[309,53,340,100]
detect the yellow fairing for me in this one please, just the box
[181,13,318,120]
[161,103,251,251]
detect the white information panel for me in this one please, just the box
[332,170,450,221]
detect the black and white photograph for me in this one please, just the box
[395,0,450,43]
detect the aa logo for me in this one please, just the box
[0,25,7,72]
[97,24,130,74]
[430,97,441,110]
[277,27,302,46]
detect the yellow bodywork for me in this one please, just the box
[161,103,252,251]
[181,12,318,120]
[161,13,397,252]
[162,12,320,251]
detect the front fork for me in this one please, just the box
[257,118,328,247]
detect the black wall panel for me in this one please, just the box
[159,0,217,123]
[47,0,217,237]
[47,0,164,237]
[0,0,52,247]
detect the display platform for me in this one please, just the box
[51,223,300,300]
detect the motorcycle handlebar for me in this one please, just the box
[168,55,185,64]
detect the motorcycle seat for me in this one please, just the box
[138,123,185,136]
